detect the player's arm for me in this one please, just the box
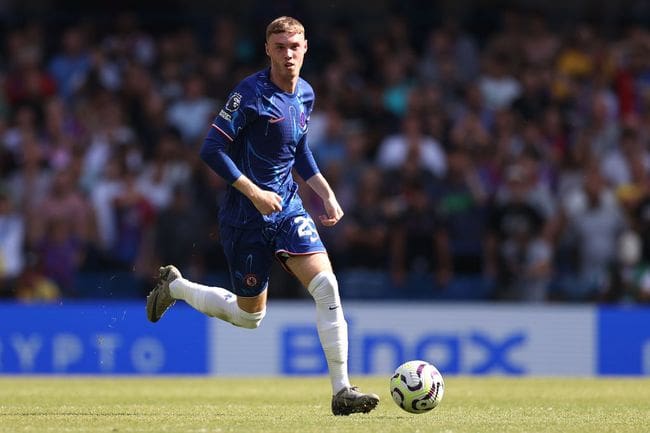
[200,131,282,215]
[306,173,344,226]
[294,135,343,226]
[233,176,282,215]
[200,87,282,216]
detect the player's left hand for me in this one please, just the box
[320,197,344,226]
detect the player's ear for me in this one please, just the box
[265,42,269,57]
[304,39,308,53]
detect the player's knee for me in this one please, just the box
[234,308,266,329]
[307,271,340,305]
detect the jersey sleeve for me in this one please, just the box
[199,81,258,183]
[294,93,319,181]
[294,134,320,181]
[212,82,258,141]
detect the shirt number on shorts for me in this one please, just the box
[294,216,319,242]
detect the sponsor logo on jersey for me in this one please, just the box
[219,110,232,121]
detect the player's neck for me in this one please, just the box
[269,67,298,94]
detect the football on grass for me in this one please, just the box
[390,360,445,414]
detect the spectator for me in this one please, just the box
[486,164,552,301]
[4,39,56,108]
[432,146,488,281]
[48,27,91,102]
[558,163,627,300]
[120,64,158,154]
[154,186,208,272]
[340,167,389,270]
[387,176,440,288]
[522,13,559,67]
[511,67,551,122]
[102,12,156,67]
[626,184,650,302]
[6,135,52,213]
[43,97,84,168]
[478,51,521,111]
[29,168,95,254]
[419,18,480,85]
[0,187,25,297]
[573,92,620,165]
[3,105,41,156]
[166,74,217,144]
[376,113,446,178]
[81,93,137,192]
[14,253,61,303]
[91,156,127,254]
[136,130,192,211]
[36,216,84,296]
[110,168,156,269]
[311,107,346,169]
[603,229,645,302]
[601,127,650,189]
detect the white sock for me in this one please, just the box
[307,271,351,394]
[170,278,265,329]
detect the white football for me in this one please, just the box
[390,360,445,414]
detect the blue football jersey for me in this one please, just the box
[208,68,318,228]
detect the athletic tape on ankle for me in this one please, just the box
[234,307,266,329]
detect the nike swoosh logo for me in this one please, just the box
[269,116,285,124]
[328,305,339,310]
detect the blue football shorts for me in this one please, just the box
[219,211,326,297]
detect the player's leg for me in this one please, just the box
[285,253,349,389]
[285,253,379,415]
[146,226,270,328]
[277,212,379,414]
[146,265,267,328]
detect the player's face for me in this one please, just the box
[265,32,307,80]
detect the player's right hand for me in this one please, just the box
[251,189,283,215]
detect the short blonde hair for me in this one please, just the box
[265,16,305,41]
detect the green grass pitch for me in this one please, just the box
[0,376,648,433]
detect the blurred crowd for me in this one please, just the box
[2,8,650,303]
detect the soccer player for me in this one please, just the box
[146,16,379,416]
